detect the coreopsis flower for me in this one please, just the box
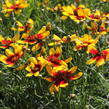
[48,34,78,46]
[2,0,29,16]
[0,35,14,48]
[0,44,24,67]
[25,57,46,77]
[89,10,101,21]
[22,23,51,44]
[87,21,107,35]
[48,34,68,46]
[11,19,34,33]
[38,47,72,72]
[61,4,91,22]
[73,34,100,53]
[44,66,83,93]
[86,48,109,66]
[0,34,26,48]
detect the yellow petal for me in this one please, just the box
[106,54,109,61]
[69,66,78,74]
[46,65,52,75]
[27,19,34,25]
[49,48,55,55]
[42,31,50,37]
[53,34,61,41]
[12,34,20,41]
[13,45,22,54]
[52,65,68,72]
[96,57,105,67]
[34,72,39,76]
[60,82,68,88]
[26,73,33,77]
[5,1,12,7]
[56,46,62,55]
[25,66,31,72]
[28,57,37,64]
[0,35,4,41]
[32,44,40,52]
[38,26,46,34]
[70,72,83,80]
[5,49,14,56]
[16,21,23,27]
[0,54,7,64]
[48,42,56,46]
[49,84,59,94]
[64,57,72,63]
[86,58,96,64]
[16,64,25,70]
[61,16,68,20]
[38,57,48,66]
[43,77,53,82]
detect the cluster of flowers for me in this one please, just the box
[0,0,109,94]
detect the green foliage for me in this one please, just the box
[0,0,109,109]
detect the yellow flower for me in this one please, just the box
[0,44,24,67]
[25,57,46,77]
[2,0,29,16]
[44,65,83,94]
[11,19,34,33]
[38,46,72,72]
[89,10,101,21]
[87,21,107,35]
[86,48,109,66]
[22,23,51,44]
[61,4,91,22]
[73,34,100,53]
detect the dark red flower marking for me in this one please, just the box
[31,64,41,73]
[6,53,21,64]
[1,40,13,48]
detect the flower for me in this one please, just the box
[25,57,46,77]
[0,44,24,67]
[11,19,34,33]
[86,21,107,35]
[38,46,72,72]
[86,48,109,66]
[44,66,83,93]
[22,23,51,44]
[2,0,29,16]
[73,34,100,53]
[0,35,14,48]
[61,4,91,22]
[48,34,78,46]
[89,10,101,21]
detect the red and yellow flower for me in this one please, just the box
[44,66,83,93]
[73,34,100,53]
[38,46,72,72]
[0,35,14,48]
[48,34,78,46]
[86,48,109,66]
[86,21,107,35]
[22,23,51,44]
[25,57,46,77]
[2,0,29,16]
[11,19,34,33]
[89,10,101,21]
[61,4,91,22]
[0,44,24,67]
